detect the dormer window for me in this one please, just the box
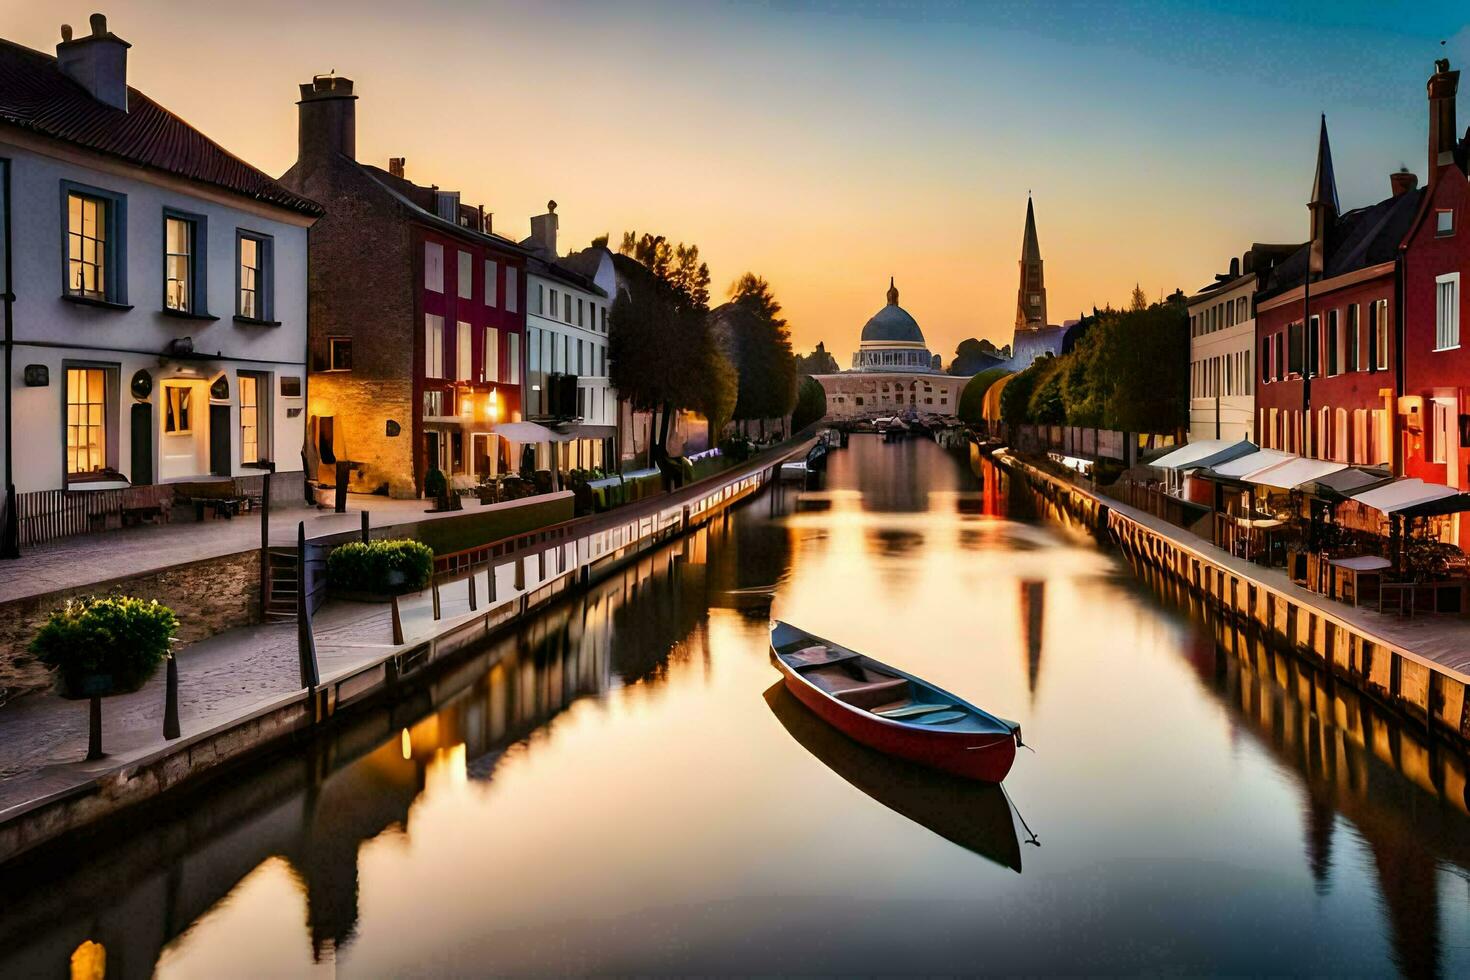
[1437,210,1455,237]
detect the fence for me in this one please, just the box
[1117,480,1211,534]
[987,423,1179,465]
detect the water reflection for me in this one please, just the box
[0,435,1467,975]
[764,682,1022,872]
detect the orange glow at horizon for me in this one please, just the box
[5,1,1453,365]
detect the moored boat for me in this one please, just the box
[770,621,1021,782]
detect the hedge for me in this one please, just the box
[328,539,434,595]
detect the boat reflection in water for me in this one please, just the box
[764,683,1023,873]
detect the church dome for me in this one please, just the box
[860,278,926,345]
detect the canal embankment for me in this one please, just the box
[989,448,1470,746]
[0,438,814,868]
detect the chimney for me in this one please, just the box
[56,14,130,112]
[1427,58,1459,184]
[388,157,405,179]
[529,200,559,256]
[296,73,357,166]
[1228,256,1240,278]
[1390,168,1419,197]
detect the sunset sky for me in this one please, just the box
[6,1,1469,363]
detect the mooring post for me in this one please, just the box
[360,509,369,543]
[163,652,180,739]
[468,571,477,611]
[86,695,103,760]
[391,594,404,645]
[432,571,441,620]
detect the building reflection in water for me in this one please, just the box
[1128,553,1470,980]
[1019,580,1045,700]
[0,507,794,979]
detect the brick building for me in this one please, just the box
[1254,115,1421,469]
[1400,58,1469,518]
[278,76,529,498]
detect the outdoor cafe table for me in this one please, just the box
[1327,555,1390,608]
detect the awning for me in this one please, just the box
[1350,478,1465,515]
[1241,456,1346,489]
[1148,438,1256,472]
[492,421,576,443]
[1207,449,1296,480]
[1302,466,1394,500]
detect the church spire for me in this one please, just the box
[1015,196,1047,330]
[1308,114,1339,276]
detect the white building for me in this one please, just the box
[0,17,318,531]
[521,205,618,472]
[1187,256,1259,443]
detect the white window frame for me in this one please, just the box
[1436,272,1460,352]
[457,320,473,381]
[424,242,444,293]
[425,313,444,378]
[457,250,473,299]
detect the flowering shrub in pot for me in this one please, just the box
[30,595,178,699]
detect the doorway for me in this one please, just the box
[159,379,210,480]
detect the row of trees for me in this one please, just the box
[607,232,798,458]
[998,292,1188,433]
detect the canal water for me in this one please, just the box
[4,434,1469,977]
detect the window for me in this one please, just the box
[240,372,268,465]
[1345,304,1359,371]
[424,390,446,418]
[1274,332,1284,381]
[424,242,444,292]
[505,268,518,312]
[1436,273,1460,351]
[163,211,206,313]
[577,297,584,326]
[486,260,498,306]
[64,186,126,303]
[1437,210,1455,237]
[507,332,521,383]
[1287,322,1303,376]
[457,320,473,380]
[1326,309,1339,375]
[564,294,573,324]
[1306,315,1320,376]
[484,327,500,382]
[601,307,607,333]
[1433,400,1453,464]
[551,290,559,318]
[328,337,352,371]
[457,251,473,299]
[66,367,109,476]
[425,314,444,378]
[1334,408,1348,463]
[1191,314,1197,337]
[237,232,273,321]
[1238,297,1248,322]
[165,385,192,434]
[1260,338,1271,384]
[1373,299,1389,370]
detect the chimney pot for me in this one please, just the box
[56,13,130,111]
[1390,169,1419,197]
[295,73,358,165]
[389,157,405,178]
[1427,59,1460,184]
[1228,257,1240,277]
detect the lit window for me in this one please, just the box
[67,192,108,299]
[240,373,268,464]
[66,367,108,476]
[425,314,444,378]
[164,214,197,312]
[164,385,192,434]
[457,320,473,381]
[484,327,499,382]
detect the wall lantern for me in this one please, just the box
[131,369,153,400]
[385,420,401,437]
[22,364,48,387]
[484,388,501,423]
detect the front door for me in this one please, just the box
[130,403,153,485]
[159,380,209,480]
[209,403,231,476]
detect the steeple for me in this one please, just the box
[1015,196,1047,330]
[1308,114,1339,276]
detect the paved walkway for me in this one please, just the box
[0,494,496,604]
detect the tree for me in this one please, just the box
[1130,282,1148,312]
[949,337,1007,376]
[699,344,739,444]
[719,271,799,433]
[794,342,840,375]
[790,376,827,433]
[590,233,609,249]
[728,273,786,328]
[957,368,1012,425]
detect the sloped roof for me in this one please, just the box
[1259,188,1423,300]
[357,164,531,256]
[0,38,321,216]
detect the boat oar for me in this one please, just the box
[1001,783,1041,848]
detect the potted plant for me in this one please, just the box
[424,466,451,512]
[29,595,179,760]
[327,539,435,598]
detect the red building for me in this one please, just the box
[1400,58,1469,514]
[1254,116,1421,470]
[279,75,529,498]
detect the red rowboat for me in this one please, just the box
[770,621,1022,783]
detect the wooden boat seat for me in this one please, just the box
[783,645,859,669]
[831,677,910,710]
[873,701,954,719]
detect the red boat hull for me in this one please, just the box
[776,659,1017,783]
